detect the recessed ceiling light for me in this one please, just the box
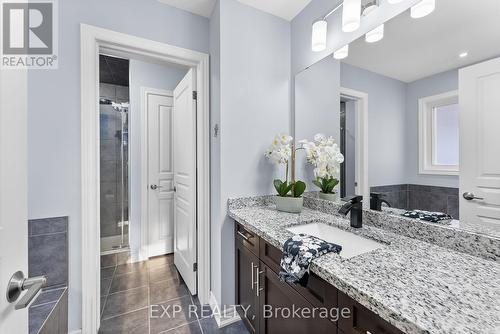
[459,52,468,58]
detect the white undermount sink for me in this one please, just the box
[286,222,386,259]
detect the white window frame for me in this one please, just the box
[418,90,459,175]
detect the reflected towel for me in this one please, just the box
[401,210,453,224]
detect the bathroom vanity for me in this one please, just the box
[230,196,500,334]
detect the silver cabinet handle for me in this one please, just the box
[6,271,47,309]
[463,192,484,201]
[237,231,250,241]
[150,184,163,190]
[256,268,264,297]
[250,262,255,290]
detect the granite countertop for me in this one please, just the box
[228,204,500,334]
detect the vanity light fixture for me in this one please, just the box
[459,52,468,58]
[365,24,384,43]
[410,0,435,19]
[311,19,328,52]
[334,45,349,59]
[342,0,362,32]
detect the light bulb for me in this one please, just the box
[333,45,349,60]
[411,0,435,19]
[311,20,328,52]
[342,0,361,32]
[365,24,384,43]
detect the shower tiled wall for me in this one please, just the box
[370,184,459,219]
[100,83,129,238]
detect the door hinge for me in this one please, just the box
[192,91,197,100]
[193,263,198,272]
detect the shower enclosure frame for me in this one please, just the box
[80,24,211,333]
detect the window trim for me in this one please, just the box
[418,90,459,175]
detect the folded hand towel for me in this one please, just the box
[401,210,453,224]
[279,234,342,286]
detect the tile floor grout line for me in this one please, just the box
[101,305,150,321]
[155,319,200,334]
[106,283,149,296]
[100,264,116,320]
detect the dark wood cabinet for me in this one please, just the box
[235,222,404,334]
[258,263,337,334]
[236,239,260,333]
[338,291,404,334]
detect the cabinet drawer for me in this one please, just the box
[236,223,260,256]
[260,239,338,312]
[338,291,404,334]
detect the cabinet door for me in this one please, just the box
[236,241,260,333]
[338,291,403,334]
[258,263,337,334]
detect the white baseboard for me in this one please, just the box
[69,330,82,334]
[209,291,241,328]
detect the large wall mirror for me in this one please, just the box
[294,0,500,237]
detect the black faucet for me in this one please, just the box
[370,192,391,211]
[338,195,363,228]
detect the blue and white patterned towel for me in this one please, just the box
[279,234,342,286]
[401,210,453,224]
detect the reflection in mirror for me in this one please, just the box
[294,0,500,237]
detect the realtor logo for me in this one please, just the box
[1,0,58,69]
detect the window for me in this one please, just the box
[418,90,459,175]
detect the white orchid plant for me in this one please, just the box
[299,134,344,194]
[265,134,306,198]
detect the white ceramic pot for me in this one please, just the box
[275,196,303,213]
[318,192,339,202]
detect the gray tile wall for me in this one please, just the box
[370,184,459,219]
[100,83,129,238]
[28,217,68,288]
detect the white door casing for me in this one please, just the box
[459,56,500,233]
[81,25,210,332]
[0,69,29,332]
[173,69,198,295]
[146,90,175,257]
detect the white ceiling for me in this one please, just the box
[157,0,217,18]
[157,0,311,20]
[236,0,312,21]
[343,0,500,83]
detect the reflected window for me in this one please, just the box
[419,91,459,175]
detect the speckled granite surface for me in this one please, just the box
[228,196,500,334]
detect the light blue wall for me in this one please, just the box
[340,63,408,187]
[129,59,188,261]
[295,56,340,190]
[405,69,459,187]
[27,0,209,331]
[214,0,291,307]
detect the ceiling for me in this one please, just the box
[100,55,129,87]
[157,0,217,18]
[343,0,500,83]
[236,0,312,21]
[157,0,311,20]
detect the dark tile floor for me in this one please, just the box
[99,253,249,334]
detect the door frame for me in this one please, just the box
[140,87,174,260]
[80,24,210,333]
[340,87,369,208]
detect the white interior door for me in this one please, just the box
[147,91,175,257]
[173,69,197,294]
[0,70,29,332]
[459,57,500,232]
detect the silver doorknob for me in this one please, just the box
[150,184,163,190]
[463,192,484,201]
[6,271,47,309]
